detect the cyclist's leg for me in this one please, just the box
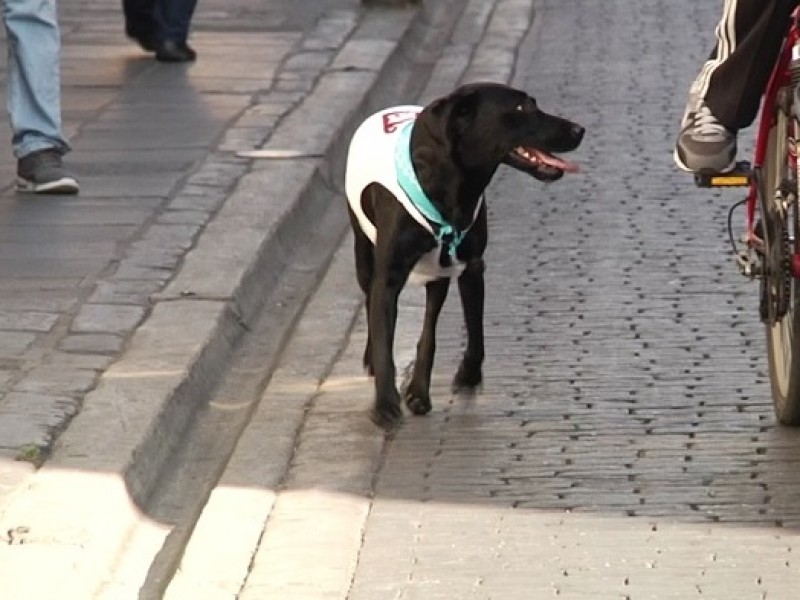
[676,0,794,173]
[704,0,795,132]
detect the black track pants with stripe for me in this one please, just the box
[693,0,796,131]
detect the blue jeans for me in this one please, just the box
[3,0,69,158]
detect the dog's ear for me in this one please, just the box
[416,97,452,150]
[430,88,479,122]
[416,88,478,161]
[449,90,480,126]
[416,88,482,167]
[429,97,448,117]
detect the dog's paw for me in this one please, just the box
[404,390,432,416]
[403,379,432,415]
[452,363,482,393]
[371,402,403,431]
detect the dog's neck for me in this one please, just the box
[410,119,496,231]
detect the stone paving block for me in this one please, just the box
[181,158,248,189]
[275,72,319,94]
[284,50,333,73]
[168,189,229,212]
[88,279,163,305]
[0,257,107,280]
[451,0,494,45]
[0,457,33,509]
[0,240,117,261]
[0,291,77,313]
[13,366,97,396]
[0,311,59,333]
[58,333,124,355]
[72,173,183,198]
[0,332,37,358]
[134,223,203,251]
[156,210,209,226]
[70,303,146,334]
[164,485,277,600]
[0,413,67,450]
[218,127,269,152]
[0,391,79,421]
[121,249,183,272]
[241,490,370,599]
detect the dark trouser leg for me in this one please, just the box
[701,0,795,131]
[122,0,158,38]
[157,0,198,43]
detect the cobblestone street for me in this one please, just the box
[3,0,800,597]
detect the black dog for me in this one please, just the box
[344,82,584,429]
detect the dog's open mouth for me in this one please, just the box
[512,146,580,180]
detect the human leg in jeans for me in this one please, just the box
[674,0,796,173]
[3,0,78,193]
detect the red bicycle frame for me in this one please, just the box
[746,7,800,268]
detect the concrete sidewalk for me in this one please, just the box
[0,0,468,596]
[0,0,372,488]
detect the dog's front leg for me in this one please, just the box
[368,269,406,430]
[453,258,485,391]
[405,277,450,415]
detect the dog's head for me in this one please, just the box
[425,82,584,182]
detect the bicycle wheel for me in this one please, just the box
[762,85,800,424]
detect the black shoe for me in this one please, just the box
[17,149,79,195]
[155,40,197,63]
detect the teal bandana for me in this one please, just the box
[394,121,468,257]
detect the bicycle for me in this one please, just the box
[696,6,800,424]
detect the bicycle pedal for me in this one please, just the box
[735,249,762,278]
[694,161,752,188]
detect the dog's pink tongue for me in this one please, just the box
[534,149,580,173]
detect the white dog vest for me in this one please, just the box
[345,106,483,285]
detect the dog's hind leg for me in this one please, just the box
[352,226,375,374]
[453,258,485,392]
[405,277,450,415]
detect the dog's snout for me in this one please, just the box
[571,123,585,140]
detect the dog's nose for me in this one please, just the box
[571,124,585,140]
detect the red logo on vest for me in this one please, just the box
[382,110,420,133]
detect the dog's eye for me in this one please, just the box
[516,99,537,112]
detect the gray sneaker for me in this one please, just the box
[17,149,79,194]
[674,101,737,173]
